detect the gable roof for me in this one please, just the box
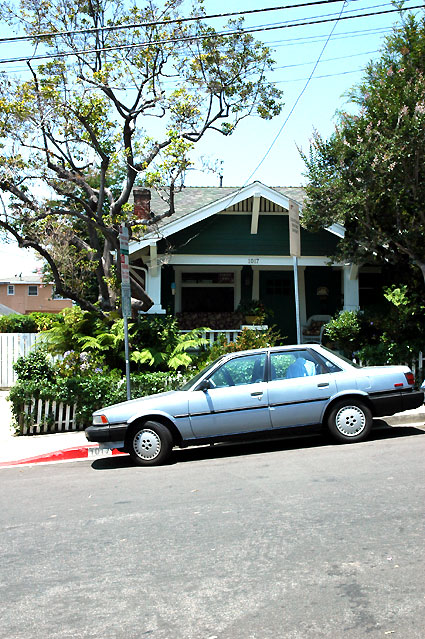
[0,274,43,285]
[130,181,344,252]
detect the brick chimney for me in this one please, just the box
[133,188,151,220]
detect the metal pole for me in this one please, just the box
[123,315,131,401]
[293,255,301,344]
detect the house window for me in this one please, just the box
[180,271,236,313]
[7,285,14,295]
[28,285,38,296]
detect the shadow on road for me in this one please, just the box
[90,421,424,471]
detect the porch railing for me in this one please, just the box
[181,326,268,348]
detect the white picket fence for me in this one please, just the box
[18,398,82,435]
[0,333,42,389]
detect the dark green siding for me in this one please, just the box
[157,215,339,256]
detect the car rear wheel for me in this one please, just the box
[128,421,173,466]
[327,400,372,443]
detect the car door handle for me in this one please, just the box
[251,391,263,397]
[317,382,329,387]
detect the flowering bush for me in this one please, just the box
[54,350,105,377]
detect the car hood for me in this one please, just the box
[94,390,188,423]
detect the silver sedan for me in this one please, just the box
[85,345,424,466]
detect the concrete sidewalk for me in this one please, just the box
[0,391,122,467]
[0,390,424,468]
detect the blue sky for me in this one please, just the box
[0,0,422,274]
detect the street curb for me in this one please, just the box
[0,445,125,468]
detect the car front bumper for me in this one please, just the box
[85,423,128,443]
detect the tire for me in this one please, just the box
[128,421,173,466]
[327,399,372,443]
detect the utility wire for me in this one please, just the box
[0,5,421,66]
[242,0,348,184]
[0,1,355,44]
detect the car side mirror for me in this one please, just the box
[198,379,212,392]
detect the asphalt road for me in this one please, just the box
[1,424,424,639]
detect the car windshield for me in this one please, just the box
[320,345,361,369]
[179,357,223,390]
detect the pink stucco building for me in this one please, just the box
[0,275,73,315]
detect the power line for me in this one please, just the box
[273,48,378,69]
[242,0,348,184]
[0,5,422,66]
[0,1,356,44]
[267,25,391,47]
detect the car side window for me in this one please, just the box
[270,351,321,380]
[209,353,266,388]
[313,352,343,373]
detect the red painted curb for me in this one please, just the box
[0,445,125,468]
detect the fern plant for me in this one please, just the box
[131,327,209,370]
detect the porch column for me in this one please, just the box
[342,264,360,311]
[298,266,307,326]
[145,266,166,314]
[252,267,260,299]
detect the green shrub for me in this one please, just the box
[30,312,63,332]
[13,349,55,383]
[8,370,190,432]
[322,311,361,348]
[0,314,37,333]
[0,312,62,333]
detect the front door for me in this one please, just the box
[260,271,296,342]
[188,352,271,437]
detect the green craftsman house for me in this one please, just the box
[129,181,375,343]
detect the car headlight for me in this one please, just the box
[92,414,109,426]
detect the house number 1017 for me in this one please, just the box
[248,258,260,264]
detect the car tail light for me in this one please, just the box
[93,414,109,425]
[404,372,415,386]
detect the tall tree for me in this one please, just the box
[301,10,425,285]
[0,0,282,313]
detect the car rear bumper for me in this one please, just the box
[370,390,424,417]
[85,423,128,443]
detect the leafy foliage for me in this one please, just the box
[323,285,425,362]
[301,12,425,285]
[13,348,55,382]
[0,0,283,315]
[323,311,361,346]
[0,314,37,333]
[207,327,283,361]
[131,315,209,370]
[0,311,63,333]
[8,370,190,430]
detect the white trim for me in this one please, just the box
[129,181,345,253]
[250,195,261,234]
[7,285,14,296]
[162,254,340,267]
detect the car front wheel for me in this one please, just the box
[128,421,173,466]
[327,400,372,443]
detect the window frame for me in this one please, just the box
[268,348,328,381]
[207,352,267,388]
[28,285,38,296]
[7,284,15,296]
